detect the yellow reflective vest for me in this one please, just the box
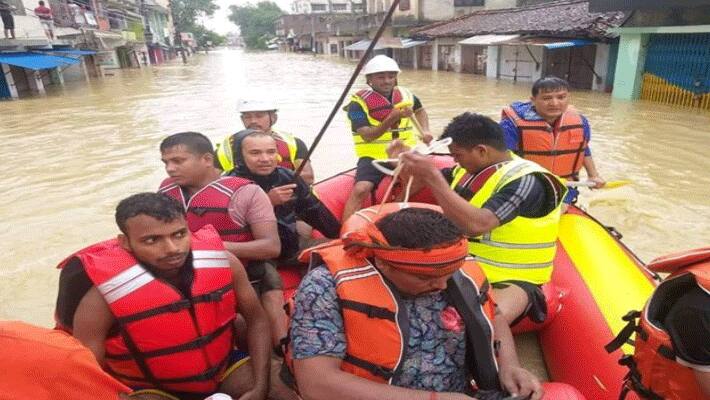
[450,156,566,284]
[348,86,418,160]
[216,129,300,173]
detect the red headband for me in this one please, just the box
[342,223,468,277]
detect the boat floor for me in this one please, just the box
[516,332,550,381]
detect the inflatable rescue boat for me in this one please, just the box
[280,156,659,400]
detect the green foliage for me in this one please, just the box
[192,25,226,47]
[228,2,284,49]
[171,0,219,33]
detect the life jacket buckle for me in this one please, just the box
[622,310,641,322]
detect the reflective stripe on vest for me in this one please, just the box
[306,244,498,387]
[609,260,710,400]
[501,106,587,179]
[159,177,254,244]
[450,157,565,284]
[349,86,418,160]
[77,225,237,394]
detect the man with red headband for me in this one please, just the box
[287,207,543,400]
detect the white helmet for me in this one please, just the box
[237,98,278,113]
[362,55,400,76]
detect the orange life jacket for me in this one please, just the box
[286,241,501,391]
[606,247,710,400]
[159,176,254,244]
[61,225,237,394]
[501,106,587,179]
[1,321,132,399]
[356,87,405,123]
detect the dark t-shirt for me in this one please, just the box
[663,286,710,369]
[442,168,557,225]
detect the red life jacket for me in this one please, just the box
[59,225,238,394]
[286,241,501,390]
[606,247,710,400]
[501,106,587,179]
[159,177,254,244]
[356,87,405,123]
[275,139,295,170]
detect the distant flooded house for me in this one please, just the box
[589,0,710,111]
[409,0,626,91]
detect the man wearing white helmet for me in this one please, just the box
[217,99,315,185]
[342,55,433,221]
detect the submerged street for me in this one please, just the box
[1,49,709,326]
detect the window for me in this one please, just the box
[332,3,348,10]
[454,0,483,6]
[311,3,327,11]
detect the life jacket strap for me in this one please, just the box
[344,353,395,380]
[115,284,233,325]
[339,299,396,321]
[108,353,231,384]
[219,226,251,236]
[605,310,644,353]
[107,319,233,360]
[618,355,664,400]
[189,206,228,216]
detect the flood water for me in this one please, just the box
[1,49,709,329]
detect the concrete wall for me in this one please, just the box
[612,33,649,99]
[486,45,499,78]
[421,0,455,22]
[498,44,543,82]
[591,43,610,92]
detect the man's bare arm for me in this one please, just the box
[229,253,271,399]
[72,286,115,366]
[224,221,281,260]
[294,356,472,400]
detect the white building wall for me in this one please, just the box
[592,43,610,92]
[486,45,499,78]
[485,0,516,9]
[421,0,454,22]
[498,44,543,83]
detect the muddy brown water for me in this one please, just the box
[1,49,708,377]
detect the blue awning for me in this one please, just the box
[45,49,97,56]
[542,39,593,49]
[0,52,80,70]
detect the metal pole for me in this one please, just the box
[294,0,401,179]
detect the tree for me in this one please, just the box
[228,2,284,49]
[192,25,226,47]
[171,0,219,33]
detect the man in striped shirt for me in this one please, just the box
[398,113,566,326]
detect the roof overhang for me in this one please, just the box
[458,34,519,45]
[344,37,427,51]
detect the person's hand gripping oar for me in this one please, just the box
[394,102,433,144]
[370,138,452,210]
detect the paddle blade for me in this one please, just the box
[604,180,631,189]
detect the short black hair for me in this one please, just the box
[441,112,507,151]
[160,131,214,156]
[532,76,569,97]
[115,193,185,234]
[38,1,45,5]
[376,208,462,249]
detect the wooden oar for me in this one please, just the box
[566,180,631,189]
